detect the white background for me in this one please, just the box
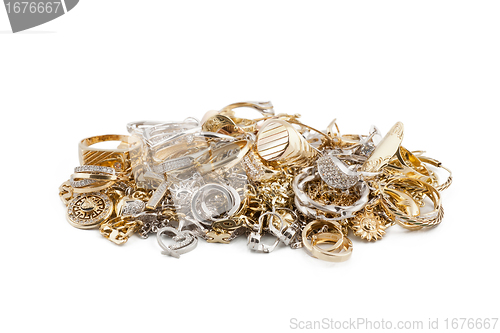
[1,1,499,332]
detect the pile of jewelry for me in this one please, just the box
[59,101,452,261]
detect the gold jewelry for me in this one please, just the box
[380,177,443,229]
[100,216,142,245]
[66,192,113,229]
[61,101,452,263]
[241,149,279,182]
[71,172,118,181]
[71,181,116,193]
[153,138,252,176]
[201,101,273,135]
[115,196,146,216]
[59,180,73,206]
[350,203,389,241]
[196,139,253,175]
[362,122,404,172]
[202,114,256,135]
[79,134,142,173]
[218,101,274,120]
[386,146,433,182]
[152,136,210,163]
[418,156,453,191]
[302,220,353,262]
[256,119,317,167]
[205,230,231,244]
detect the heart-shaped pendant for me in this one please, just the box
[156,227,198,258]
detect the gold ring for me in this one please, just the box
[302,220,353,262]
[79,134,142,173]
[256,119,317,167]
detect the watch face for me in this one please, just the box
[67,192,113,229]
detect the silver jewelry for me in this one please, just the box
[156,226,198,258]
[265,210,298,246]
[247,213,281,253]
[317,153,359,190]
[191,183,241,225]
[115,197,146,216]
[74,165,116,175]
[127,119,200,148]
[168,172,205,207]
[293,166,369,220]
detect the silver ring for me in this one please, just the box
[293,166,369,219]
[316,154,359,190]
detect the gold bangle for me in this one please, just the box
[79,134,142,173]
